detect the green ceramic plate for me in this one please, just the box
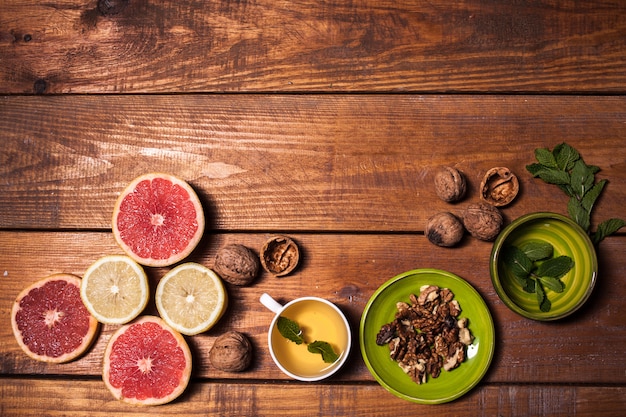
[490,212,597,321]
[359,269,495,404]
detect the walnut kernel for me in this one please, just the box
[213,244,260,286]
[260,236,300,277]
[480,167,519,207]
[426,212,464,247]
[463,202,503,241]
[434,167,467,203]
[375,285,473,385]
[209,331,253,372]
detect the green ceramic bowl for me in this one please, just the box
[490,212,597,321]
[360,269,495,404]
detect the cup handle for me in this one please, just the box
[260,293,284,314]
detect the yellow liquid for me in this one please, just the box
[271,299,349,378]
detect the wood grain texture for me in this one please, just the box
[1,0,625,93]
[1,95,625,231]
[1,231,625,384]
[2,1,626,414]
[1,377,625,417]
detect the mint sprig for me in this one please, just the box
[502,241,574,312]
[526,142,625,245]
[276,316,339,363]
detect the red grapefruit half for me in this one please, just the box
[112,173,205,267]
[11,274,99,363]
[103,315,192,405]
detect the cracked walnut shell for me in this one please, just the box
[209,331,253,372]
[213,244,260,286]
[260,236,300,277]
[480,167,519,207]
[434,167,467,203]
[463,202,503,241]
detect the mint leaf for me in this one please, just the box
[536,282,551,312]
[538,276,565,293]
[535,256,574,279]
[553,143,579,171]
[531,166,571,185]
[592,218,626,245]
[557,183,576,198]
[581,179,606,212]
[534,148,558,168]
[519,240,553,261]
[523,277,536,293]
[526,163,545,176]
[277,316,304,344]
[307,341,339,363]
[568,197,590,232]
[570,159,595,198]
[502,245,534,285]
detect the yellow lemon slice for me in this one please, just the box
[81,255,149,325]
[155,263,228,336]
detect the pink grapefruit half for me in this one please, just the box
[11,274,99,363]
[103,315,192,405]
[112,173,205,267]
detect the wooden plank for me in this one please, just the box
[1,1,625,93]
[2,95,625,231]
[1,231,625,384]
[1,377,625,416]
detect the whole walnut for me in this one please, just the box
[209,331,253,372]
[426,212,465,247]
[463,202,503,241]
[434,167,466,203]
[213,244,260,286]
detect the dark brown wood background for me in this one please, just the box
[1,1,625,416]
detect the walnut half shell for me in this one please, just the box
[260,236,300,277]
[480,167,519,207]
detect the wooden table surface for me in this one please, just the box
[1,1,625,416]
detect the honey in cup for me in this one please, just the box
[261,294,351,381]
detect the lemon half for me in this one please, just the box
[81,255,149,325]
[155,263,228,335]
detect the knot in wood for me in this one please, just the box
[97,0,129,16]
[33,79,47,94]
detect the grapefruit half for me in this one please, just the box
[112,173,205,267]
[103,315,192,406]
[11,274,99,363]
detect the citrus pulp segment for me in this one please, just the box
[81,255,149,325]
[103,315,192,406]
[155,262,228,335]
[112,173,205,267]
[11,274,99,363]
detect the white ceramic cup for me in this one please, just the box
[260,293,352,381]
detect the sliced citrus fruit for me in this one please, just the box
[112,173,205,267]
[81,255,149,325]
[103,315,192,405]
[155,262,228,336]
[11,274,99,363]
